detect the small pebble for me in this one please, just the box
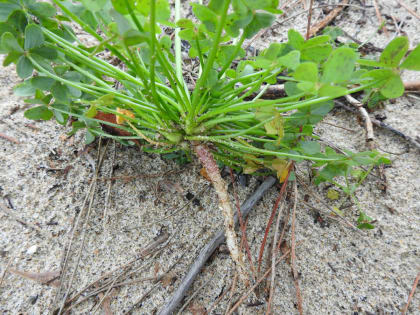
[26,245,38,255]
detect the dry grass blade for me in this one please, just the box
[55,139,108,314]
[290,180,303,315]
[0,202,45,236]
[61,231,169,313]
[227,246,299,315]
[0,132,20,144]
[266,200,286,314]
[305,0,314,40]
[229,169,256,280]
[103,140,116,230]
[257,166,292,274]
[396,0,420,20]
[9,269,60,287]
[0,252,17,289]
[158,177,276,315]
[309,0,349,37]
[373,0,389,36]
[402,271,420,315]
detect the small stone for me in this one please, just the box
[26,245,38,255]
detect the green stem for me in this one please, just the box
[50,0,134,70]
[218,33,246,79]
[191,0,231,108]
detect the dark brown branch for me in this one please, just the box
[158,177,276,315]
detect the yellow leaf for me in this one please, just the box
[243,154,263,174]
[332,206,344,216]
[327,189,339,200]
[271,158,290,183]
[116,107,135,124]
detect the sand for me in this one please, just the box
[0,1,419,314]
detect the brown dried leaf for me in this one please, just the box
[160,271,177,288]
[200,168,212,182]
[10,269,60,287]
[188,303,207,315]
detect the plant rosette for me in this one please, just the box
[1,0,419,272]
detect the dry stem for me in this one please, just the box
[345,94,375,150]
[193,144,247,284]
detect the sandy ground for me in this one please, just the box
[0,1,419,314]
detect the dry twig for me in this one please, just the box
[290,181,303,315]
[402,271,420,315]
[0,132,19,144]
[345,94,375,150]
[305,0,314,40]
[266,199,286,314]
[373,0,389,36]
[396,0,420,20]
[257,167,292,274]
[309,0,349,37]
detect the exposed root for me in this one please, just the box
[193,144,247,284]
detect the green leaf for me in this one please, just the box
[2,51,20,66]
[380,73,404,98]
[301,44,332,62]
[278,50,300,70]
[135,0,170,22]
[244,13,275,39]
[123,29,147,46]
[293,62,318,83]
[85,129,96,144]
[192,3,218,32]
[31,46,58,60]
[24,105,53,120]
[0,2,20,22]
[322,47,357,84]
[379,36,408,67]
[7,9,27,33]
[318,84,347,97]
[299,140,321,154]
[51,82,69,102]
[1,32,23,53]
[362,69,404,98]
[287,29,304,50]
[177,18,194,29]
[327,189,339,200]
[357,223,375,229]
[111,0,130,14]
[24,24,44,50]
[400,44,420,70]
[31,76,55,90]
[16,55,33,79]
[81,0,108,12]
[14,80,36,96]
[51,103,69,125]
[28,2,56,18]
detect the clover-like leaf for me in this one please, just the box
[24,24,44,50]
[322,47,357,84]
[24,105,53,120]
[379,36,408,67]
[400,44,420,71]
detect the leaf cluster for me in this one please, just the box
[1,0,419,228]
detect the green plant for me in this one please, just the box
[1,0,419,270]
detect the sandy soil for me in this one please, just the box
[0,1,419,314]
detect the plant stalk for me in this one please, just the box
[193,143,247,284]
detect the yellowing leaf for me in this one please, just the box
[271,158,290,182]
[332,206,344,216]
[116,107,135,124]
[327,189,339,200]
[243,154,263,174]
